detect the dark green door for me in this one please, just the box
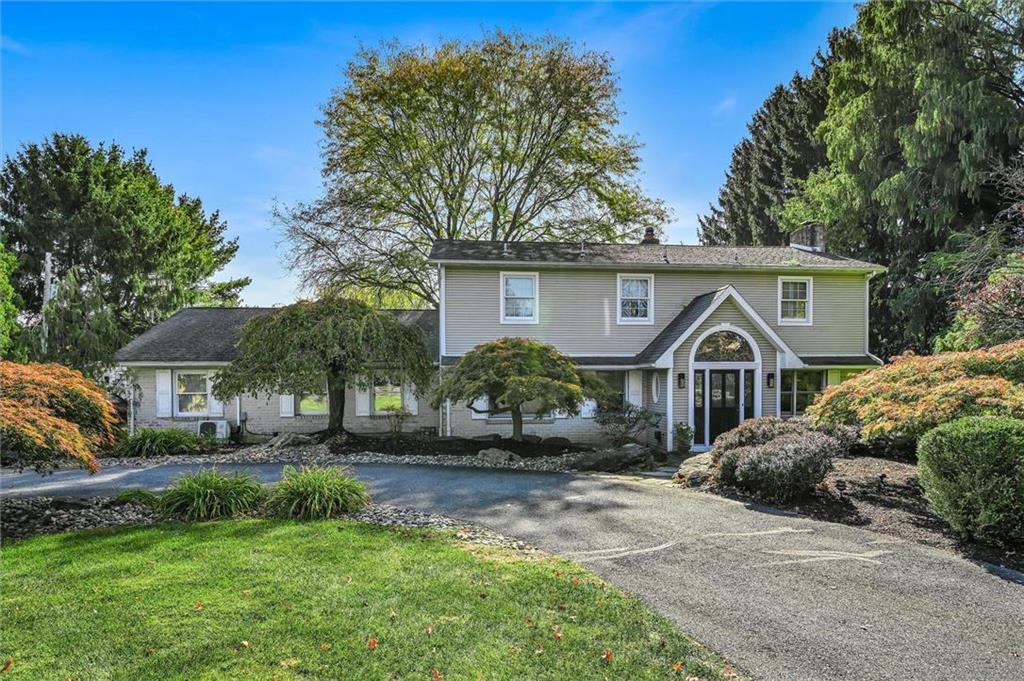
[708,370,740,444]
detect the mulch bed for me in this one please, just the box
[706,455,1024,573]
[326,433,591,459]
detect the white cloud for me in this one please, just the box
[713,95,737,115]
[1,34,29,56]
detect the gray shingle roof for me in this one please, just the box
[799,355,882,367]
[428,240,884,271]
[634,289,723,364]
[114,307,439,363]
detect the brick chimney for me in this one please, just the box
[789,222,827,253]
[640,226,660,245]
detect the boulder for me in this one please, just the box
[266,432,317,450]
[520,434,543,444]
[672,453,715,487]
[541,436,572,448]
[477,448,522,465]
[574,443,650,472]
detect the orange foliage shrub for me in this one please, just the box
[1,361,120,472]
[807,341,1024,446]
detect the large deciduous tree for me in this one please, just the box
[1,133,249,372]
[432,337,608,441]
[781,0,1024,355]
[283,32,669,306]
[213,297,432,436]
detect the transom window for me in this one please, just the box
[694,330,755,362]
[501,272,538,323]
[779,277,812,325]
[618,274,653,324]
[372,380,403,414]
[175,372,210,416]
[781,370,826,416]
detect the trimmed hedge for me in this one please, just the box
[918,416,1024,545]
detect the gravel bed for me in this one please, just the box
[90,443,590,472]
[0,496,534,552]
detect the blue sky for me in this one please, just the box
[2,1,855,306]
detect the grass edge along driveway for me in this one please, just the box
[2,520,743,680]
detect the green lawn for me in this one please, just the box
[1,521,740,680]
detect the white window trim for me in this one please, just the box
[617,273,654,325]
[778,276,813,326]
[499,271,539,325]
[173,370,213,417]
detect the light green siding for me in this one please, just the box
[443,266,867,357]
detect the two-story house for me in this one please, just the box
[115,227,884,450]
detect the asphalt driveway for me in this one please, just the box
[3,462,1023,680]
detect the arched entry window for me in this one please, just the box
[694,330,754,362]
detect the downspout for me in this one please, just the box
[665,368,673,452]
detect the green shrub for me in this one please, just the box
[266,466,370,519]
[160,469,265,521]
[594,406,661,445]
[711,417,807,461]
[112,488,161,508]
[117,428,205,458]
[731,432,839,502]
[673,423,694,455]
[918,416,1024,545]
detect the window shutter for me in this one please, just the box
[208,374,224,417]
[355,387,371,416]
[155,370,173,417]
[279,395,295,418]
[627,370,644,407]
[403,384,418,415]
[470,395,488,420]
[580,398,598,418]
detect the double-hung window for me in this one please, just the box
[778,276,812,325]
[372,380,403,414]
[500,272,538,324]
[298,393,329,416]
[780,370,826,416]
[175,372,210,416]
[618,274,654,324]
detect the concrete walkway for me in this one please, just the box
[3,462,1023,680]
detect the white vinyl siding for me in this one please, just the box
[778,276,813,325]
[500,272,538,324]
[617,274,654,324]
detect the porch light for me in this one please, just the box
[767,372,775,388]
[677,373,686,389]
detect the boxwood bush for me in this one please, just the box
[918,416,1024,545]
[116,428,206,458]
[160,469,265,521]
[266,466,369,519]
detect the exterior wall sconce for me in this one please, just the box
[677,373,686,389]
[767,372,775,388]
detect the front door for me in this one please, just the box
[708,369,740,444]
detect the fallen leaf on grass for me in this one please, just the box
[601,649,614,664]
[671,661,684,674]
[367,637,378,650]
[319,643,331,652]
[345,575,353,584]
[551,627,563,640]
[144,648,155,656]
[430,669,443,681]
[279,658,300,669]
[1,657,12,673]
[240,641,250,649]
[557,603,567,611]
[389,608,399,619]
[534,640,545,654]
[423,626,434,635]
[193,601,204,611]
[570,576,580,586]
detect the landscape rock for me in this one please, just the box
[673,452,715,487]
[540,436,572,448]
[266,432,317,449]
[520,434,543,444]
[472,434,502,442]
[477,448,522,465]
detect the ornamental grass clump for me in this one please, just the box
[266,466,370,519]
[807,340,1024,448]
[917,416,1024,546]
[116,428,204,458]
[160,469,265,521]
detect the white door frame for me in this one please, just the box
[687,324,762,452]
